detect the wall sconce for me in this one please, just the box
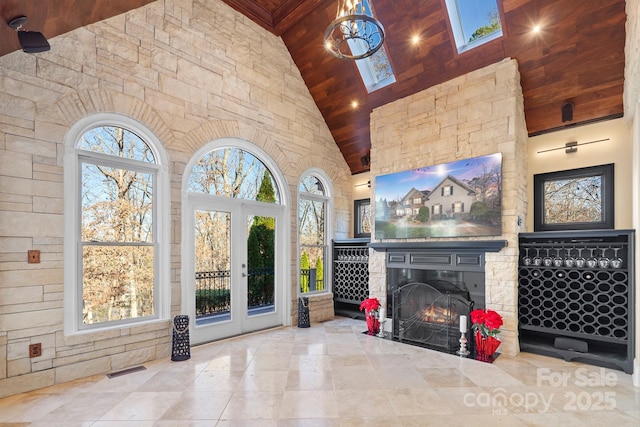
[537,138,609,154]
[564,141,577,153]
[8,16,50,53]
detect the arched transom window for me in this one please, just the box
[188,147,280,203]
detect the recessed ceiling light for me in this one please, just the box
[352,100,359,109]
[411,34,420,45]
[532,25,541,33]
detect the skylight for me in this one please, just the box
[348,0,396,93]
[444,0,503,54]
[354,45,396,93]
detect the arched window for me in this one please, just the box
[64,114,169,333]
[188,147,280,203]
[298,171,332,294]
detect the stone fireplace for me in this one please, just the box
[368,58,529,356]
[372,241,505,353]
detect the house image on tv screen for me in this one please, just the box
[375,153,502,239]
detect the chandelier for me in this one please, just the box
[324,0,385,60]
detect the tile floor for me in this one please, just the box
[0,317,639,426]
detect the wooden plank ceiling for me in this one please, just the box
[0,0,626,174]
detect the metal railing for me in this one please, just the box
[195,267,325,318]
[195,268,276,317]
[195,270,231,317]
[300,268,324,292]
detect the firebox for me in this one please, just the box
[387,268,485,313]
[392,281,474,352]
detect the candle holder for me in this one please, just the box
[377,318,386,338]
[456,332,469,357]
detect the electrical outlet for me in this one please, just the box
[29,343,42,358]
[28,250,40,264]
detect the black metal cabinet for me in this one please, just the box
[333,238,370,316]
[518,230,635,373]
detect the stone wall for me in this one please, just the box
[0,0,350,397]
[369,58,529,356]
[625,0,640,119]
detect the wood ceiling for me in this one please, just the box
[0,0,626,174]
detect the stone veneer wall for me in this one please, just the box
[625,0,640,120]
[0,0,350,398]
[369,58,529,356]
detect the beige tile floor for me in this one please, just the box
[1,317,639,426]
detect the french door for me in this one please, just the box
[186,195,283,344]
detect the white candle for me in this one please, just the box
[379,307,386,321]
[459,315,467,333]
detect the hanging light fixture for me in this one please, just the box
[324,0,384,60]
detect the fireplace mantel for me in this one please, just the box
[370,240,507,272]
[369,240,507,253]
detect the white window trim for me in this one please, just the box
[297,168,333,296]
[63,113,170,336]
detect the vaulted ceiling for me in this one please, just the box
[0,0,627,174]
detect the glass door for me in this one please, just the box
[241,205,279,330]
[188,198,282,344]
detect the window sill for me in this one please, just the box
[64,318,171,343]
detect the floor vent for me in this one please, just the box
[106,365,146,378]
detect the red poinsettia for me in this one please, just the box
[359,297,381,313]
[360,297,381,335]
[470,308,503,337]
